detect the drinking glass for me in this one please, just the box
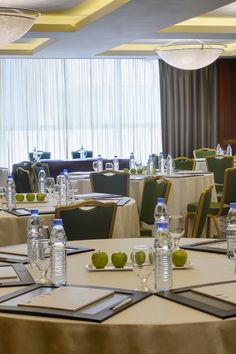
[33,238,51,284]
[53,184,60,205]
[131,245,153,292]
[0,187,6,210]
[92,161,98,171]
[169,215,184,249]
[105,162,113,170]
[46,177,55,199]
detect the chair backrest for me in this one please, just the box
[174,157,196,170]
[71,150,93,159]
[16,167,34,193]
[191,184,213,238]
[206,155,234,184]
[55,200,117,240]
[221,167,236,207]
[193,148,216,159]
[90,170,130,196]
[139,176,172,225]
[29,151,51,162]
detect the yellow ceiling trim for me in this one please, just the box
[160,16,236,33]
[0,38,53,55]
[31,0,130,32]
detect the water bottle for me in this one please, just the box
[33,147,37,161]
[154,198,169,231]
[5,176,16,210]
[57,172,67,205]
[50,219,67,286]
[226,203,236,260]
[216,143,222,155]
[166,154,174,175]
[27,209,43,267]
[38,168,46,194]
[158,152,165,173]
[79,146,86,160]
[147,154,153,176]
[153,222,173,291]
[63,169,70,204]
[129,152,135,170]
[227,144,232,156]
[97,155,103,172]
[113,155,119,171]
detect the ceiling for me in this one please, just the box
[0,0,236,58]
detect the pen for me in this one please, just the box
[112,297,132,310]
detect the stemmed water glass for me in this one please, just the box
[33,238,51,284]
[169,215,185,249]
[131,245,153,292]
[46,177,55,200]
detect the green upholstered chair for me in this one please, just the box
[151,154,158,169]
[206,155,234,199]
[174,157,196,171]
[71,150,93,159]
[186,167,236,238]
[90,170,130,197]
[55,200,117,240]
[185,184,213,238]
[29,151,51,161]
[16,167,34,193]
[139,176,172,236]
[193,148,216,159]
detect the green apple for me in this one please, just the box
[16,193,24,202]
[172,249,188,267]
[134,251,146,265]
[26,193,35,202]
[111,251,128,268]
[36,192,45,202]
[136,168,143,175]
[123,168,129,173]
[149,252,154,265]
[91,250,108,269]
[130,168,136,174]
[153,168,157,175]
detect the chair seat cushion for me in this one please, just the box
[187,202,229,215]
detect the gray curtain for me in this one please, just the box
[159,60,218,157]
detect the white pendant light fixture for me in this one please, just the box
[0,7,40,47]
[156,41,226,70]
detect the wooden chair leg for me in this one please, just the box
[210,216,222,239]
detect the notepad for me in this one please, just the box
[0,266,18,280]
[192,283,236,305]
[17,286,114,311]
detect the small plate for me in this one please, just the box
[173,260,193,270]
[86,263,133,272]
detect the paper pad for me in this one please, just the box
[18,286,114,311]
[192,283,236,305]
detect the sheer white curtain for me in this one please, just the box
[0,59,162,170]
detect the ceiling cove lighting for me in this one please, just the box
[156,41,226,70]
[0,7,40,47]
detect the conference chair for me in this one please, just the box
[55,200,117,240]
[185,184,213,238]
[139,176,172,236]
[16,167,34,193]
[29,151,51,162]
[193,148,216,159]
[151,154,158,169]
[71,150,93,159]
[90,170,130,197]
[186,167,236,238]
[174,157,196,170]
[206,154,234,200]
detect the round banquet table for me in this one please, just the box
[0,237,235,354]
[70,172,217,216]
[0,197,140,247]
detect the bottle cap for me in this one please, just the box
[31,209,38,215]
[7,176,13,179]
[230,203,236,209]
[158,222,168,229]
[157,197,164,203]
[53,219,63,226]
[63,169,68,173]
[60,172,64,175]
